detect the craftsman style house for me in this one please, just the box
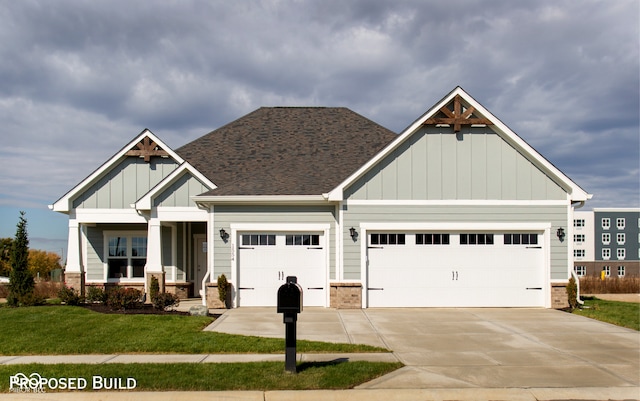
[51,87,591,308]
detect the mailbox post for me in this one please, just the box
[277,276,303,373]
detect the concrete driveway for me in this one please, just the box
[208,307,640,390]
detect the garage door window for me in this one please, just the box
[460,233,494,245]
[286,234,320,246]
[416,233,450,245]
[504,233,538,245]
[370,233,405,245]
[242,234,276,246]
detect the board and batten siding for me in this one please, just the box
[73,158,178,209]
[154,173,211,208]
[344,127,567,201]
[342,204,568,281]
[212,205,337,280]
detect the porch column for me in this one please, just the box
[65,219,84,295]
[145,218,165,295]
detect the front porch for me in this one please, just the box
[64,219,210,301]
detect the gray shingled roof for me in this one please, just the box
[176,107,397,196]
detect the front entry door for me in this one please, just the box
[194,235,207,296]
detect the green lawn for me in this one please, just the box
[572,297,640,331]
[0,306,387,355]
[0,361,403,392]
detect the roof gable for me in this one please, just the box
[177,107,397,197]
[329,87,591,202]
[50,129,184,213]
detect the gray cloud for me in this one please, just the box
[0,0,638,236]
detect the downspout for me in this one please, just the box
[571,200,586,306]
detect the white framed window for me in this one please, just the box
[603,266,611,277]
[416,233,450,245]
[574,234,585,244]
[602,248,611,260]
[617,218,625,230]
[286,234,320,246]
[242,234,276,246]
[370,233,406,245]
[602,233,611,245]
[106,233,147,280]
[504,233,538,245]
[617,248,625,260]
[602,218,610,229]
[618,265,625,277]
[574,219,585,227]
[617,233,626,245]
[460,233,494,245]
[574,266,586,276]
[574,249,585,258]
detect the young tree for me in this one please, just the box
[0,238,12,277]
[7,212,35,306]
[28,249,62,279]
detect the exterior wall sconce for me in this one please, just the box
[219,228,228,240]
[349,227,357,239]
[556,227,565,241]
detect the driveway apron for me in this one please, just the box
[208,307,640,390]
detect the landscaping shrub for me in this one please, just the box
[0,284,7,298]
[152,292,180,310]
[217,274,228,308]
[566,276,578,310]
[149,276,160,302]
[58,286,83,306]
[86,286,107,304]
[106,287,143,310]
[580,276,640,294]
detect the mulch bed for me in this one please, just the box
[82,303,190,316]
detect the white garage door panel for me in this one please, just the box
[238,233,326,307]
[367,232,545,307]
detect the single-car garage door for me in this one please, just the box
[367,231,545,307]
[238,232,326,307]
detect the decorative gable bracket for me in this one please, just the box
[423,94,493,132]
[125,136,169,162]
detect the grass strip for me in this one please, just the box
[0,306,387,355]
[0,361,402,392]
[572,297,639,331]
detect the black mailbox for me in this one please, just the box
[277,276,303,314]
[277,276,303,373]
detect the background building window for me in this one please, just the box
[617,265,625,277]
[574,266,586,276]
[617,233,626,245]
[602,218,610,229]
[574,249,585,258]
[574,219,585,227]
[602,248,611,259]
[603,266,611,277]
[574,234,585,243]
[616,218,625,229]
[602,233,610,244]
[617,248,625,260]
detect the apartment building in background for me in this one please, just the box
[573,208,640,278]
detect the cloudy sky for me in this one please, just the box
[0,0,638,256]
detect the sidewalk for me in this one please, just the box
[2,387,639,400]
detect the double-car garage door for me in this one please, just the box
[367,231,546,307]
